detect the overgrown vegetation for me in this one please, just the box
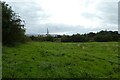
[2,42,119,78]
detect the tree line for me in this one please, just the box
[61,31,119,42]
[29,30,120,42]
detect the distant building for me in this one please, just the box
[26,28,61,37]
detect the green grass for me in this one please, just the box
[2,42,120,78]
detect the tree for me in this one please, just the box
[94,31,112,42]
[2,1,26,46]
[61,35,71,42]
[86,32,96,41]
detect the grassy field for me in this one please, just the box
[2,42,119,78]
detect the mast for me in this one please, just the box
[47,28,49,36]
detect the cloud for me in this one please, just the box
[2,0,119,35]
[96,1,118,24]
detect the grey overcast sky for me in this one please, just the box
[2,0,119,35]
